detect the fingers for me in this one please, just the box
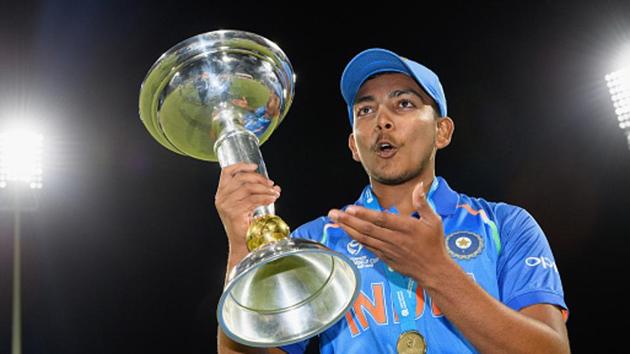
[222,170,277,197]
[218,162,260,188]
[218,162,278,197]
[233,193,279,212]
[346,205,409,231]
[328,213,399,256]
[215,162,281,217]
[222,162,259,176]
[412,181,439,223]
[230,182,280,204]
[328,208,400,245]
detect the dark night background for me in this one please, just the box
[0,0,629,353]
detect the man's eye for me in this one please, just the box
[356,106,373,116]
[398,99,415,109]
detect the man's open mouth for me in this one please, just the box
[375,141,398,158]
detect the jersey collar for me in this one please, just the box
[355,176,459,217]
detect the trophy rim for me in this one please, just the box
[138,29,296,161]
[216,238,361,348]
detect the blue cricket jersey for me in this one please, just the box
[280,176,567,354]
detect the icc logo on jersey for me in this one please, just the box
[347,239,363,255]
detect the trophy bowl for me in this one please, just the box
[138,30,360,347]
[139,30,294,162]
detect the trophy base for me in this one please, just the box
[217,238,361,347]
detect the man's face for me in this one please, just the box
[348,73,451,185]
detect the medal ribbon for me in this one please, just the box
[359,179,439,335]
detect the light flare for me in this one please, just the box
[0,127,44,189]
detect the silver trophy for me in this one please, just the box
[138,30,360,347]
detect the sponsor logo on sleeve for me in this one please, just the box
[525,256,559,273]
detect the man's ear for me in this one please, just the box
[348,133,361,162]
[436,117,455,149]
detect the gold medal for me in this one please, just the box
[396,331,426,354]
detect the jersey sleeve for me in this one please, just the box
[495,204,568,317]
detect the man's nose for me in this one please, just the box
[376,108,394,130]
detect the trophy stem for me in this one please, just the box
[214,109,289,251]
[214,110,274,218]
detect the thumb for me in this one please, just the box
[412,181,437,221]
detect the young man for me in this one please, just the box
[216,48,570,353]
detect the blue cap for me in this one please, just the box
[340,48,447,126]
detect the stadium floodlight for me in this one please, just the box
[0,128,43,189]
[0,126,43,354]
[605,69,630,149]
[605,43,630,150]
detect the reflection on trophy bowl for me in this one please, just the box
[138,30,360,348]
[139,30,295,161]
